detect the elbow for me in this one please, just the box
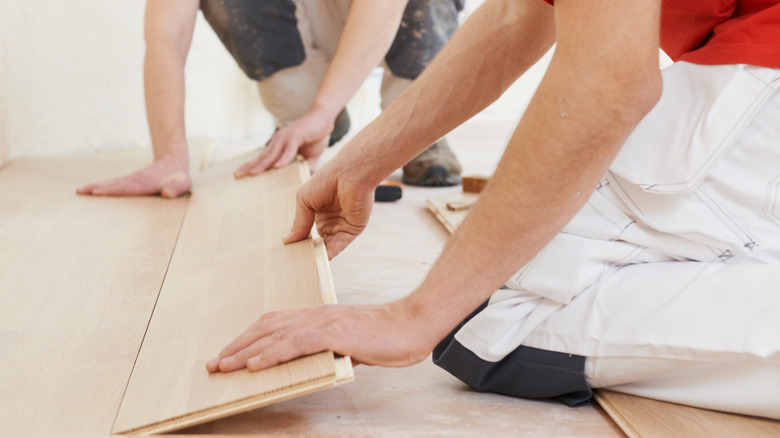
[605,66,663,128]
[144,20,190,57]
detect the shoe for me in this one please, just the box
[402,139,462,187]
[328,108,350,147]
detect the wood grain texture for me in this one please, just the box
[0,152,189,436]
[113,157,352,435]
[426,191,480,233]
[596,390,780,438]
[462,175,489,194]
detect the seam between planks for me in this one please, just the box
[110,195,192,434]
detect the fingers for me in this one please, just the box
[79,178,148,196]
[234,147,282,179]
[282,191,316,244]
[205,315,279,373]
[78,173,192,198]
[273,141,300,169]
[210,337,276,373]
[234,136,304,179]
[76,183,98,195]
[246,334,324,371]
[324,233,354,260]
[76,155,193,198]
[206,310,328,373]
[217,315,280,359]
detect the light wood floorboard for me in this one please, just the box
[113,157,352,435]
[0,151,189,436]
[596,390,780,438]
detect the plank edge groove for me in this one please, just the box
[115,372,345,435]
[110,199,193,435]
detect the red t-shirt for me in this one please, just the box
[542,0,780,68]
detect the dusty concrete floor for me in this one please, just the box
[181,117,625,437]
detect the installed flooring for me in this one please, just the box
[0,121,625,437]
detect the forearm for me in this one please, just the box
[403,0,664,347]
[309,0,409,121]
[144,47,188,161]
[143,0,198,162]
[332,0,556,187]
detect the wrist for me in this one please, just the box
[396,288,457,351]
[309,100,343,125]
[153,146,189,172]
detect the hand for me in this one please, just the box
[206,300,435,373]
[76,154,191,198]
[283,162,374,259]
[234,110,334,179]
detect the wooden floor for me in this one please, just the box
[0,120,629,436]
[0,152,189,436]
[113,159,352,435]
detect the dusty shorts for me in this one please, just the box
[199,0,463,82]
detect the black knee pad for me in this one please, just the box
[200,0,305,81]
[432,300,593,407]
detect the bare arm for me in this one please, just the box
[282,0,558,257]
[143,0,199,164]
[324,0,560,188]
[403,0,663,346]
[208,0,663,372]
[77,0,199,198]
[234,0,410,177]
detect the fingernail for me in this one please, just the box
[281,232,291,243]
[248,357,261,369]
[207,357,219,369]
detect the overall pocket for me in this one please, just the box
[607,63,780,257]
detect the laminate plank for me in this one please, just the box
[0,151,189,436]
[170,124,624,437]
[425,191,480,234]
[113,157,353,435]
[596,390,780,438]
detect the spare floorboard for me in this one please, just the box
[596,390,780,438]
[0,152,189,436]
[112,157,352,435]
[426,191,480,233]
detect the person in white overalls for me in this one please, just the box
[207,0,780,420]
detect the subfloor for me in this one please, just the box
[0,116,629,437]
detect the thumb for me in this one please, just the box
[283,193,316,244]
[325,233,353,260]
[161,174,191,199]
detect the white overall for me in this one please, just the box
[454,62,780,419]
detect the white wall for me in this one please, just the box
[0,0,10,167]
[1,0,273,160]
